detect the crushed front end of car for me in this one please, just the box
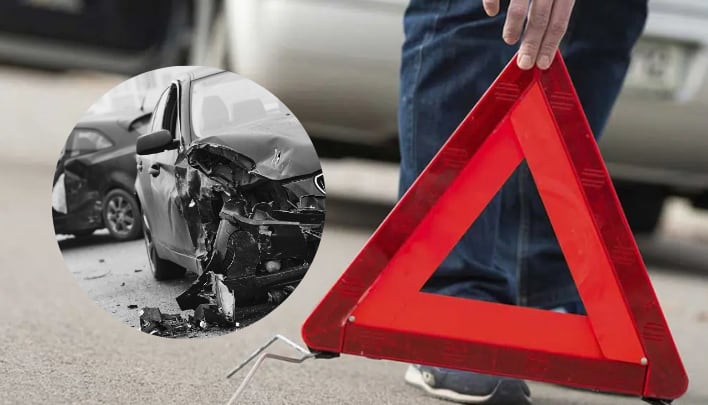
[174,130,325,328]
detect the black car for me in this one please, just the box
[52,110,152,240]
[135,68,325,312]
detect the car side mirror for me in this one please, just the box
[136,130,178,155]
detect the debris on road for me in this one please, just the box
[139,269,290,337]
[127,304,138,309]
[134,269,142,273]
[176,271,283,329]
[120,282,125,286]
[139,307,191,338]
[83,270,111,280]
[175,271,211,310]
[99,259,105,263]
[176,272,255,330]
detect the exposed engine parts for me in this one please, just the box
[139,142,325,337]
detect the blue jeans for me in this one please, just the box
[398,0,648,310]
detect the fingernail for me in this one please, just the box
[538,55,551,69]
[518,55,533,70]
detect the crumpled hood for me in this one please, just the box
[187,114,321,181]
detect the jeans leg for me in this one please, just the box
[398,0,518,304]
[511,0,649,309]
[399,0,648,309]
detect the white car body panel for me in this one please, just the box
[226,0,708,191]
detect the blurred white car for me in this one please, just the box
[223,0,708,234]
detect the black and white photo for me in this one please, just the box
[52,66,326,338]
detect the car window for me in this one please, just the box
[150,87,170,133]
[163,86,178,135]
[190,72,289,138]
[65,129,113,157]
[150,85,178,137]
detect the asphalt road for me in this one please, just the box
[58,232,229,337]
[1,161,707,405]
[1,67,707,404]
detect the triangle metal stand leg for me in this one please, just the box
[225,334,318,404]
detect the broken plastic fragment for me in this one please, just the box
[176,271,212,310]
[193,304,221,325]
[139,307,192,338]
[214,273,236,322]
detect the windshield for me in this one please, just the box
[190,72,289,138]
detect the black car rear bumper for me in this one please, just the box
[52,201,102,235]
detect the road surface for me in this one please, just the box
[2,161,707,404]
[58,232,240,337]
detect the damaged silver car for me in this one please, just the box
[135,68,325,328]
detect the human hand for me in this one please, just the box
[483,0,576,70]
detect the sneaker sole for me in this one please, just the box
[404,366,532,405]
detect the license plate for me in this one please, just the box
[624,39,689,95]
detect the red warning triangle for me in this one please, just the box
[302,51,688,401]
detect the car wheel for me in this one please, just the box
[142,215,185,280]
[614,181,666,235]
[103,189,143,241]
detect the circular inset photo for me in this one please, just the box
[51,67,326,338]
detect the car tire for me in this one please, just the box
[614,181,666,235]
[103,189,143,241]
[142,216,185,281]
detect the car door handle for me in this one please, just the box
[149,164,161,177]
